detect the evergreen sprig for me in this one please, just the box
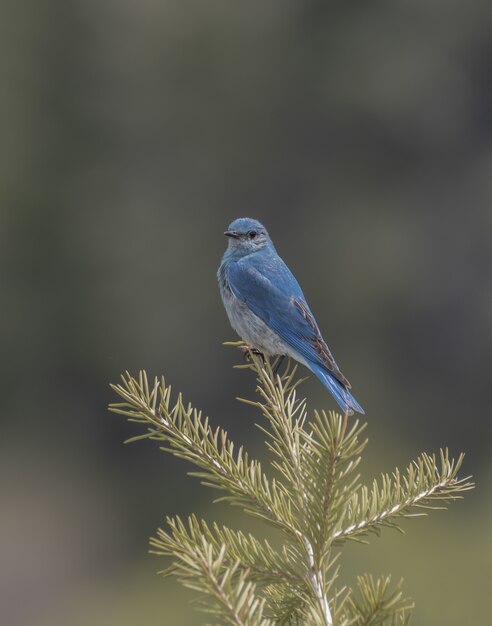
[109,346,474,626]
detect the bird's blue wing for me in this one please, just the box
[225,256,350,388]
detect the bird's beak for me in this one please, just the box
[224,230,240,239]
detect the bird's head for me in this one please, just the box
[223,218,272,257]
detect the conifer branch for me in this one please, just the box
[238,355,342,624]
[150,516,305,587]
[333,449,474,544]
[343,575,413,626]
[152,527,273,626]
[110,372,298,538]
[109,350,474,626]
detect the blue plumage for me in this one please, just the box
[218,218,364,415]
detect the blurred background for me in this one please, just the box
[1,0,491,624]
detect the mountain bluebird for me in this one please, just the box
[218,217,364,415]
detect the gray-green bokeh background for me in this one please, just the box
[2,1,491,625]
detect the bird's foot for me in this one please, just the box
[232,342,265,362]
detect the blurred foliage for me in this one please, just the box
[1,0,490,625]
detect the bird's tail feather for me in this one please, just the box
[310,363,365,416]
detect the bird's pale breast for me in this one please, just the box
[218,264,288,356]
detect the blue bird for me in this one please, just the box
[218,217,364,415]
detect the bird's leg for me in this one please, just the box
[273,355,286,375]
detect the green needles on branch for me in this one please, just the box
[109,350,473,626]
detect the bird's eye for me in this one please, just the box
[248,230,257,239]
